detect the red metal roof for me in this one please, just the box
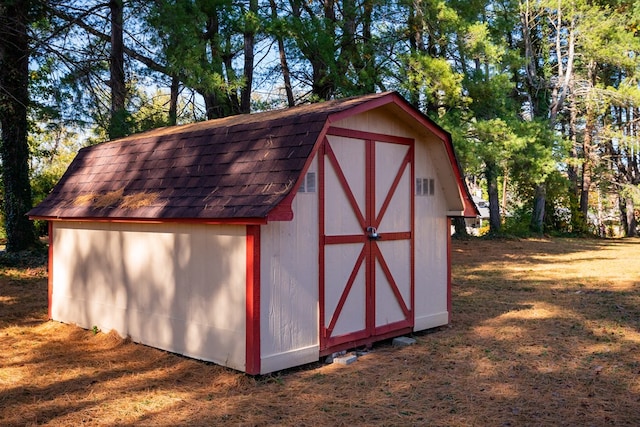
[29,92,478,221]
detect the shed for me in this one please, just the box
[29,92,478,374]
[466,196,491,235]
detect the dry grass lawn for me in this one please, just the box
[1,237,639,426]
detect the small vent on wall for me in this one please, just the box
[416,177,435,196]
[299,172,316,193]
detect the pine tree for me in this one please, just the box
[0,0,39,251]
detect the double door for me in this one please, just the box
[320,127,414,352]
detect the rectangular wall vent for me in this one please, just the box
[416,177,435,196]
[299,172,316,193]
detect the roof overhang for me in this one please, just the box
[28,91,479,223]
[30,216,268,225]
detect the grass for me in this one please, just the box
[1,237,639,426]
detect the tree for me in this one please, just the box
[17,0,640,239]
[280,0,383,100]
[574,1,640,235]
[458,11,517,235]
[399,0,465,114]
[606,82,640,236]
[146,0,260,119]
[0,0,39,251]
[108,0,128,139]
[267,0,295,106]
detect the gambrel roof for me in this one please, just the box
[29,92,478,222]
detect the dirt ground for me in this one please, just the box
[1,237,639,426]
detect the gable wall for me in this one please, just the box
[51,221,248,371]
[334,110,450,330]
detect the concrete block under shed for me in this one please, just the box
[333,354,358,365]
[392,336,416,347]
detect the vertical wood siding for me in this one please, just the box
[51,221,248,371]
[259,156,320,374]
[413,138,450,330]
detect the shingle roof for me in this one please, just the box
[29,92,399,221]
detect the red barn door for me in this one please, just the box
[320,127,414,354]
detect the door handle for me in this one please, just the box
[366,226,382,240]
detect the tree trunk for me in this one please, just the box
[627,198,637,237]
[501,171,508,214]
[203,10,233,119]
[486,160,501,234]
[338,0,357,83]
[619,196,628,237]
[530,184,546,234]
[451,217,469,239]
[567,95,579,197]
[579,61,598,220]
[240,0,257,113]
[0,1,36,251]
[359,0,374,93]
[407,0,425,107]
[269,0,294,107]
[520,1,549,231]
[295,0,336,100]
[169,75,179,126]
[109,0,127,139]
[549,4,574,124]
[202,92,224,120]
[579,138,593,220]
[620,197,637,237]
[520,0,539,117]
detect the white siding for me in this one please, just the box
[414,139,450,330]
[335,106,416,138]
[259,157,320,374]
[51,221,248,371]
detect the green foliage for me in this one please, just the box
[128,88,174,133]
[108,109,134,140]
[0,243,47,268]
[578,2,639,73]
[463,22,505,65]
[28,122,82,235]
[473,118,518,167]
[275,1,385,99]
[11,0,640,239]
[466,73,517,120]
[400,53,465,112]
[508,120,564,190]
[146,0,249,116]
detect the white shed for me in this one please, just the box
[29,92,478,374]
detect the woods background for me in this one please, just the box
[1,0,639,251]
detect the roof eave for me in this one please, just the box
[29,215,268,225]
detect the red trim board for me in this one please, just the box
[245,225,261,375]
[447,217,452,323]
[318,140,327,341]
[48,222,53,320]
[365,138,375,334]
